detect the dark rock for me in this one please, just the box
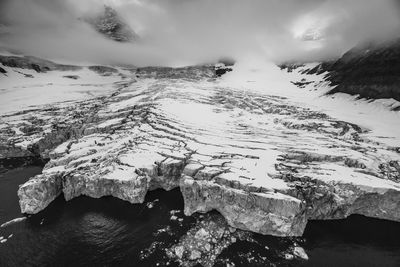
[0,55,81,72]
[0,156,47,174]
[85,5,139,42]
[279,63,305,73]
[88,65,118,75]
[291,79,314,88]
[135,65,215,79]
[308,38,400,101]
[379,161,400,182]
[63,75,80,80]
[215,63,233,77]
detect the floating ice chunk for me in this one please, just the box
[293,246,309,260]
[170,210,180,215]
[1,217,27,228]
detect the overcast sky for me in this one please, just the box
[1,0,399,66]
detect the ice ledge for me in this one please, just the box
[17,164,400,237]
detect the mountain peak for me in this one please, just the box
[86,5,139,43]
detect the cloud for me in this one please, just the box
[0,0,399,66]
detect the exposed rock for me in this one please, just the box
[88,65,118,76]
[135,65,215,79]
[284,37,400,101]
[215,63,233,77]
[279,63,305,73]
[291,79,314,88]
[85,5,139,42]
[0,55,81,72]
[379,161,400,182]
[63,75,79,80]
[325,38,400,101]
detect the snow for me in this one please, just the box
[43,165,66,174]
[293,246,309,260]
[0,63,128,115]
[315,163,400,193]
[97,117,124,128]
[118,151,163,170]
[5,56,400,225]
[104,166,138,181]
[219,59,400,147]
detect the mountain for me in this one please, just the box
[303,38,400,102]
[85,5,139,43]
[0,55,82,73]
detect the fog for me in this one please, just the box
[0,0,399,66]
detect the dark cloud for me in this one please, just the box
[0,0,399,66]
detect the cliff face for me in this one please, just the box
[18,172,62,214]
[180,177,307,236]
[2,60,400,237]
[298,38,400,102]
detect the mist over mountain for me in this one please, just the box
[84,5,139,43]
[0,0,399,66]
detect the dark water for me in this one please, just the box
[0,167,400,267]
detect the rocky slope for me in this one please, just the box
[0,55,82,73]
[1,60,400,237]
[281,37,400,105]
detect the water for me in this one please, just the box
[0,167,400,267]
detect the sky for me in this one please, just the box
[0,0,399,66]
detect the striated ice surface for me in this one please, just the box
[1,61,399,237]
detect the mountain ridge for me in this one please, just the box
[286,37,400,102]
[84,5,139,43]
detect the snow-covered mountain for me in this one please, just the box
[0,54,134,115]
[283,37,400,106]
